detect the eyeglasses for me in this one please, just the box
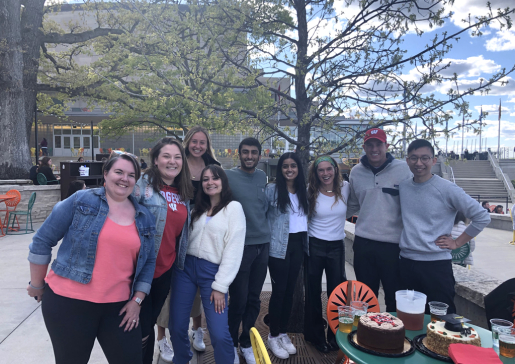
[408,155,433,163]
[112,150,138,159]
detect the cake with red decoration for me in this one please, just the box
[426,320,481,357]
[356,313,406,353]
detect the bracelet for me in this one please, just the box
[29,281,45,290]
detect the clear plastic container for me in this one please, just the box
[396,290,427,330]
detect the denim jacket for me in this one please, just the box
[28,188,157,297]
[265,184,308,259]
[133,175,191,270]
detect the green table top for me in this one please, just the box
[336,313,511,363]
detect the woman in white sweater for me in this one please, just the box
[169,165,246,364]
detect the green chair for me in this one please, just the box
[451,242,471,265]
[37,173,59,185]
[6,192,36,235]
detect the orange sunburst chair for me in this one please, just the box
[327,280,380,364]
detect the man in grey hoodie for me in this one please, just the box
[399,139,490,313]
[347,128,412,311]
[226,137,270,364]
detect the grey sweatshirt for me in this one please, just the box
[226,167,270,245]
[347,158,412,243]
[399,175,491,261]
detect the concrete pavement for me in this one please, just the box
[1,224,514,364]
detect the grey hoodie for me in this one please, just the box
[347,156,412,244]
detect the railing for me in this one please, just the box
[450,166,455,184]
[488,150,514,202]
[469,195,511,213]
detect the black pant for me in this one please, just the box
[140,267,173,364]
[42,286,142,364]
[304,237,346,346]
[268,232,304,337]
[399,256,456,314]
[228,243,269,348]
[353,236,401,312]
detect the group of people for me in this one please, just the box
[482,201,506,214]
[27,126,491,364]
[29,157,60,185]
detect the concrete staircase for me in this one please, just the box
[499,159,515,181]
[448,160,511,203]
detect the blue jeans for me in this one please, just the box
[169,255,234,364]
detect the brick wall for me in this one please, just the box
[0,185,61,224]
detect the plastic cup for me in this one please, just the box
[350,301,368,327]
[498,327,515,358]
[491,319,514,347]
[428,301,449,321]
[338,306,355,333]
[396,290,427,331]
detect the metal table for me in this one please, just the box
[336,313,510,363]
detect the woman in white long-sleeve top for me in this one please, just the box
[169,165,246,364]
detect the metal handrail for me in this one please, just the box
[488,150,513,195]
[450,166,455,184]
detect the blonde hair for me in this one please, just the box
[183,126,218,163]
[307,155,345,218]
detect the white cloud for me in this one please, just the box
[485,30,515,51]
[448,0,514,30]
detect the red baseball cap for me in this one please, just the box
[364,128,387,143]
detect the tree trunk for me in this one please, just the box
[0,0,32,179]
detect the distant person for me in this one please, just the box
[66,180,86,198]
[140,159,148,170]
[494,205,504,214]
[226,137,270,364]
[481,201,491,213]
[77,157,84,163]
[38,157,60,185]
[399,139,490,313]
[30,157,44,185]
[347,128,412,313]
[451,212,475,266]
[40,138,48,156]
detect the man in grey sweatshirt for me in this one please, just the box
[347,128,412,311]
[399,139,490,313]
[226,137,270,364]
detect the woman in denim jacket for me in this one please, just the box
[27,152,156,364]
[133,138,194,364]
[265,152,309,360]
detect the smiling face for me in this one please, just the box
[202,169,222,199]
[103,159,136,201]
[407,146,437,183]
[188,131,208,158]
[155,144,183,185]
[239,145,261,172]
[281,158,298,182]
[363,139,388,168]
[316,161,335,189]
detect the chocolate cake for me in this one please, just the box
[356,313,406,353]
[426,320,481,357]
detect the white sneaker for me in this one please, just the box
[157,337,174,363]
[234,347,240,364]
[279,333,296,355]
[267,334,289,359]
[189,327,206,351]
[240,346,257,364]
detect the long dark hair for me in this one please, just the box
[307,155,344,218]
[274,152,308,215]
[41,157,52,167]
[191,165,233,224]
[144,138,194,201]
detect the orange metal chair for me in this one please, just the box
[0,189,21,232]
[327,280,380,364]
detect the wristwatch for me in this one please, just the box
[133,297,143,306]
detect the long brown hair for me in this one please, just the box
[183,126,219,163]
[144,138,194,201]
[191,165,233,225]
[307,155,345,218]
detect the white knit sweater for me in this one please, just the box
[187,201,246,293]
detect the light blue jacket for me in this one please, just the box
[265,184,308,259]
[28,188,157,297]
[133,175,191,270]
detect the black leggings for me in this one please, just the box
[42,286,142,364]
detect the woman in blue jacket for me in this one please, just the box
[265,152,308,360]
[27,152,156,364]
